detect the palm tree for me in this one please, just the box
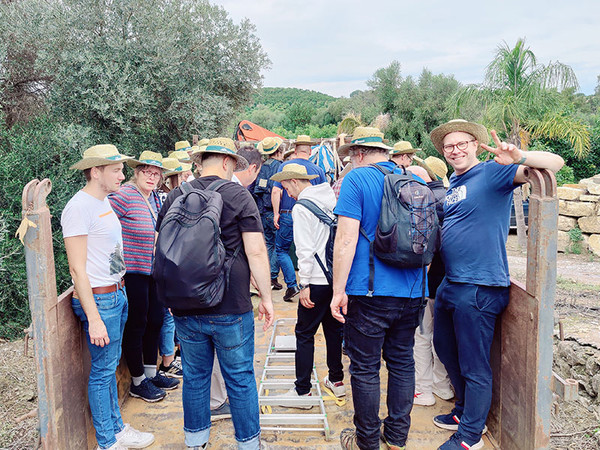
[453,38,590,249]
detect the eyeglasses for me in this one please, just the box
[442,140,475,153]
[140,169,162,179]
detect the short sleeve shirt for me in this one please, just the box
[334,161,426,298]
[156,176,264,316]
[441,161,519,287]
[273,158,327,210]
[61,191,126,287]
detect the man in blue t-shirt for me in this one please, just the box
[271,135,327,302]
[429,119,564,450]
[331,127,427,450]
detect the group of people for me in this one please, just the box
[61,118,564,450]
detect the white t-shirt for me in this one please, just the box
[61,190,126,287]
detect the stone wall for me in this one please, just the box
[554,339,600,406]
[556,174,600,256]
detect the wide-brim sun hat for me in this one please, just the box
[430,119,488,156]
[390,140,420,155]
[169,150,191,162]
[414,156,450,187]
[162,157,192,177]
[127,150,165,169]
[174,140,191,152]
[197,138,209,147]
[258,137,284,155]
[270,163,319,182]
[337,126,392,158]
[292,135,316,148]
[190,137,249,172]
[70,144,133,170]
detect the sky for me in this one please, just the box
[212,0,600,98]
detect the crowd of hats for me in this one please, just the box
[71,120,486,185]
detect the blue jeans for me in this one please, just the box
[261,210,280,279]
[159,307,176,357]
[433,278,510,442]
[72,287,128,449]
[173,311,260,449]
[344,295,421,449]
[275,212,297,288]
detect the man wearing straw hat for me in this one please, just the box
[254,137,285,290]
[61,145,155,450]
[331,127,427,450]
[428,119,564,450]
[270,164,346,403]
[156,137,274,450]
[271,135,327,302]
[390,140,419,168]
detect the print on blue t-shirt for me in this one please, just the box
[273,158,327,210]
[441,161,520,287]
[334,161,426,298]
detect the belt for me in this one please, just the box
[280,209,293,214]
[74,279,125,298]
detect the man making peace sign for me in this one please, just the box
[428,120,563,450]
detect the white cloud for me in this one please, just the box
[213,0,600,96]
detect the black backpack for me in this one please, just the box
[359,164,439,297]
[294,199,336,285]
[153,180,239,310]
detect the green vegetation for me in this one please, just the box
[567,227,584,255]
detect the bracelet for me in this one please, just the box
[515,155,527,165]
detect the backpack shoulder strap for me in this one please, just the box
[179,181,193,195]
[369,163,392,175]
[206,179,229,192]
[295,199,334,226]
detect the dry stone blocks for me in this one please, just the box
[557,186,585,200]
[578,216,600,234]
[558,215,576,231]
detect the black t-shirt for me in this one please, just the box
[156,176,264,316]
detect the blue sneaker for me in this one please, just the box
[433,413,488,434]
[151,371,180,391]
[438,432,483,450]
[130,378,166,402]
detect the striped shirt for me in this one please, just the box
[108,184,161,275]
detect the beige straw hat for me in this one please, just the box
[127,151,165,169]
[70,144,133,170]
[190,137,249,171]
[257,137,284,155]
[169,150,192,162]
[390,141,420,155]
[337,127,391,158]
[430,119,488,156]
[162,157,192,177]
[414,156,450,187]
[174,140,191,152]
[270,163,318,182]
[292,135,315,147]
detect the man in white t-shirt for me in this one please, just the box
[61,145,155,450]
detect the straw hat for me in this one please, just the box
[174,140,191,152]
[127,151,165,169]
[292,135,315,148]
[70,144,133,170]
[190,137,249,171]
[270,163,318,183]
[257,137,284,155]
[162,157,192,177]
[169,150,191,162]
[414,156,449,187]
[197,138,209,147]
[337,127,391,158]
[430,119,488,156]
[390,141,420,155]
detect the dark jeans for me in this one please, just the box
[123,273,164,377]
[295,284,343,395]
[433,278,509,442]
[275,212,297,289]
[261,210,280,279]
[345,295,421,449]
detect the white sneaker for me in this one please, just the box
[277,387,314,409]
[323,375,346,398]
[116,423,155,448]
[414,390,436,406]
[433,387,454,401]
[97,443,127,450]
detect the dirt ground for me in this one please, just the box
[1,235,599,449]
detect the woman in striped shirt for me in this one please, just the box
[109,151,179,403]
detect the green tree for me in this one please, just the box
[367,60,402,114]
[453,38,591,248]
